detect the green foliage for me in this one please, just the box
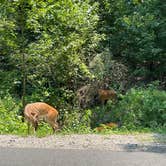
[0,71,21,97]
[96,0,166,81]
[111,87,166,129]
[25,0,100,84]
[90,104,111,128]
[34,122,53,137]
[0,95,26,134]
[62,109,92,133]
[0,0,165,135]
[0,0,101,104]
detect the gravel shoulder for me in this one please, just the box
[0,133,166,153]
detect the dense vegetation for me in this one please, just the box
[0,0,165,135]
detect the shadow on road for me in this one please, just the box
[120,143,166,153]
[120,133,166,153]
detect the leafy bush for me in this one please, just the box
[0,71,21,98]
[90,101,115,128]
[0,94,93,135]
[111,87,166,129]
[1,87,165,136]
[62,109,92,133]
[0,95,26,134]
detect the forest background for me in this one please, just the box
[0,0,165,136]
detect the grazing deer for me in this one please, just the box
[24,102,59,134]
[98,89,117,105]
[95,122,118,132]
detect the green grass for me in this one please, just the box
[35,126,166,137]
[92,127,166,135]
[1,120,165,137]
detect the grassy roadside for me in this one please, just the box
[1,123,166,145]
[17,124,166,138]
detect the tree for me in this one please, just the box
[95,0,166,84]
[0,0,101,107]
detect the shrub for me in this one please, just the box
[62,109,92,133]
[0,95,26,134]
[90,102,114,128]
[111,87,166,129]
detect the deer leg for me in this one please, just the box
[31,119,38,134]
[34,121,38,132]
[31,113,39,133]
[27,122,30,135]
[104,99,108,105]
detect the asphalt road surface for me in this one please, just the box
[0,148,165,166]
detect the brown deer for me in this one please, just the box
[95,122,118,132]
[24,102,59,134]
[98,89,117,105]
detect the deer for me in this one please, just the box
[98,89,117,105]
[24,102,59,134]
[95,122,119,132]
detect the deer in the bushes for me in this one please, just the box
[24,102,59,134]
[98,89,117,105]
[95,122,119,132]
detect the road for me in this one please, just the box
[0,147,165,166]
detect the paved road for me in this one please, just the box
[0,148,165,166]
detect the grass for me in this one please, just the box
[92,127,166,135]
[1,119,166,137]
